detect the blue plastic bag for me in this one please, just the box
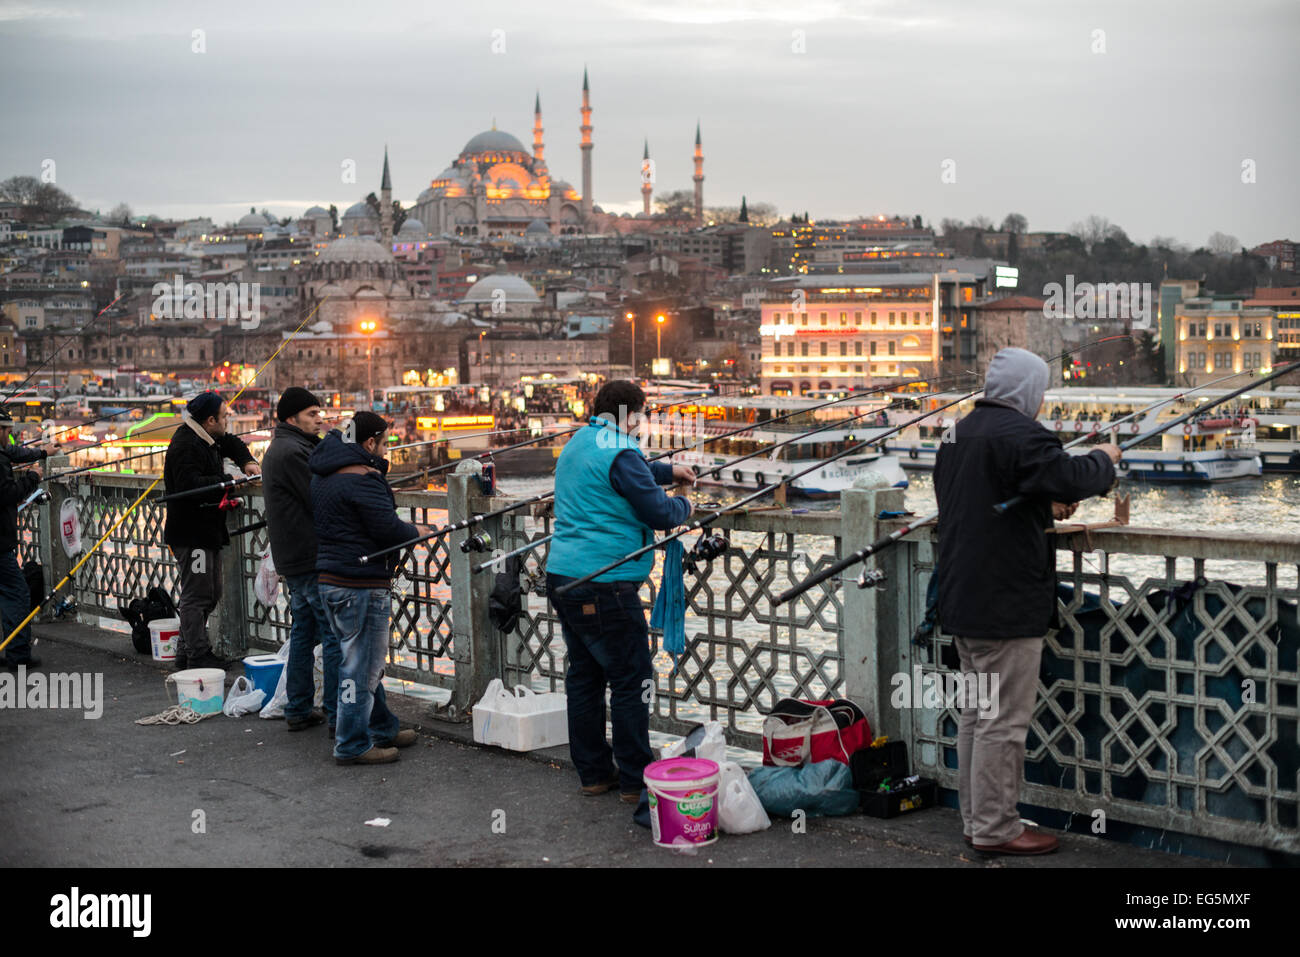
[748,760,859,818]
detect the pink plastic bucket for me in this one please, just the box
[644,757,719,848]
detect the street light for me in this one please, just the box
[656,313,665,363]
[359,318,378,409]
[625,311,635,377]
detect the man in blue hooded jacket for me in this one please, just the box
[547,380,696,802]
[311,412,433,765]
[935,347,1120,855]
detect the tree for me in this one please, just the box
[912,214,923,229]
[746,201,777,226]
[939,217,965,236]
[969,215,994,230]
[1000,213,1027,234]
[328,204,339,234]
[107,202,132,225]
[0,175,79,220]
[654,190,694,221]
[738,196,748,223]
[1208,231,1239,256]
[1071,214,1114,248]
[1007,230,1019,265]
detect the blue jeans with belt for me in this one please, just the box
[284,573,340,727]
[319,584,400,760]
[547,573,654,795]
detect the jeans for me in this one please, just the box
[0,549,33,664]
[284,573,340,726]
[547,573,654,795]
[170,545,222,659]
[319,584,400,760]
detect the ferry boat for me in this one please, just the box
[647,395,908,497]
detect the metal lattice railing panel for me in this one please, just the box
[907,530,1300,853]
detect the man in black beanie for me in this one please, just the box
[163,391,260,670]
[262,387,340,731]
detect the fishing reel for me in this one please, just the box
[857,567,887,590]
[52,597,76,619]
[687,529,729,565]
[460,531,493,554]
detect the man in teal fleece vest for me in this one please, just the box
[547,381,695,802]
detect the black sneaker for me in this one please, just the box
[287,709,326,732]
[187,651,233,670]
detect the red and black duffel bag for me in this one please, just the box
[761,697,873,767]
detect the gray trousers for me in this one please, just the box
[954,634,1045,846]
[170,546,222,659]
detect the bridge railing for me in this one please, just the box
[18,470,1298,853]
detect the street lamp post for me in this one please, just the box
[359,318,378,409]
[625,312,635,378]
[656,313,666,378]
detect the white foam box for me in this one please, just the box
[471,686,569,752]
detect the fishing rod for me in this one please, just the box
[44,426,266,481]
[553,387,983,598]
[776,361,1300,608]
[25,413,183,453]
[2,300,332,656]
[471,374,982,574]
[991,368,1262,514]
[387,391,722,488]
[3,293,125,402]
[375,373,978,568]
[154,473,258,505]
[388,422,578,453]
[17,486,49,514]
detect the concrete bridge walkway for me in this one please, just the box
[0,622,1212,868]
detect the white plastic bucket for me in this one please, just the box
[149,617,180,662]
[170,668,225,715]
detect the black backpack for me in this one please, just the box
[120,587,179,655]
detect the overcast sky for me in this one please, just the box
[1,0,1296,247]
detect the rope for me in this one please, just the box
[135,704,213,725]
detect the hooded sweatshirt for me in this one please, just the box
[310,429,418,588]
[932,348,1115,639]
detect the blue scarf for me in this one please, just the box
[650,539,686,661]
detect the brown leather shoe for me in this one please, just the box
[619,792,641,804]
[580,774,620,796]
[335,746,400,766]
[973,830,1059,856]
[380,729,418,749]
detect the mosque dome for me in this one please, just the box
[524,219,551,235]
[303,205,329,217]
[397,217,426,238]
[318,235,394,264]
[237,209,269,228]
[342,201,376,221]
[461,271,540,306]
[460,130,528,156]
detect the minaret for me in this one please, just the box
[533,91,545,164]
[380,145,393,245]
[640,139,652,216]
[580,67,593,217]
[692,121,704,224]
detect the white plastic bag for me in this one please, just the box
[717,761,771,834]
[662,720,727,767]
[257,639,295,719]
[479,678,552,715]
[254,550,279,607]
[222,676,267,717]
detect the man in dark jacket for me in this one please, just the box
[311,412,432,765]
[163,391,260,670]
[935,347,1120,856]
[0,411,48,668]
[262,387,340,732]
[547,380,695,803]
